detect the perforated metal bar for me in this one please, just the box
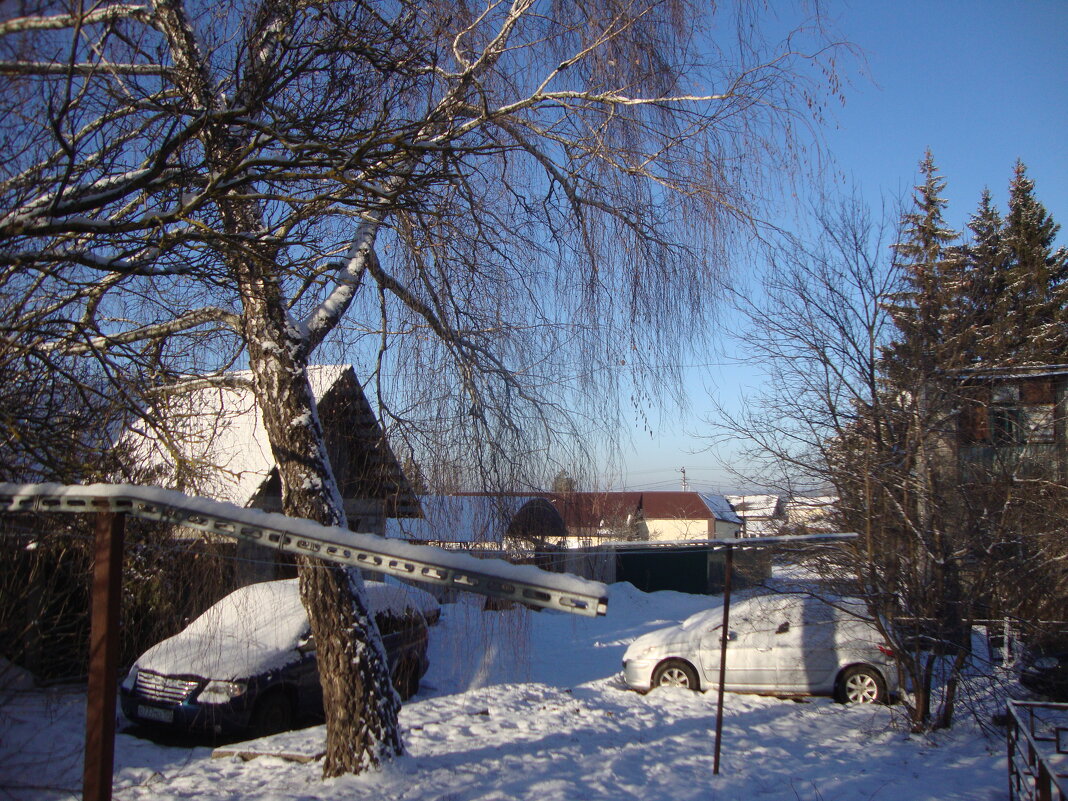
[0,484,608,617]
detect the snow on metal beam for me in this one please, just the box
[0,483,608,617]
[607,532,859,550]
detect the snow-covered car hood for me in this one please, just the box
[133,578,441,681]
[134,580,309,680]
[624,606,725,660]
[135,630,303,681]
[625,623,696,659]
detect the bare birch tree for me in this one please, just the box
[0,0,847,774]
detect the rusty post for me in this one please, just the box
[713,543,733,775]
[84,509,125,801]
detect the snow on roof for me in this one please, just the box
[725,494,784,519]
[121,365,409,510]
[386,495,541,544]
[785,496,838,519]
[697,493,744,525]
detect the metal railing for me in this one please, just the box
[1007,700,1068,801]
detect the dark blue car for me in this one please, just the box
[120,579,438,738]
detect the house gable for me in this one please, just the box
[122,365,419,522]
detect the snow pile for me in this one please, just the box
[1,582,1008,800]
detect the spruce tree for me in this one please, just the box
[884,151,966,376]
[1002,161,1068,363]
[964,189,1009,363]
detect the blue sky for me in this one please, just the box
[616,0,1068,494]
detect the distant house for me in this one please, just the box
[548,492,644,546]
[954,365,1068,482]
[725,494,786,538]
[783,495,839,535]
[543,491,755,594]
[385,494,587,597]
[641,492,743,541]
[386,494,565,552]
[546,491,742,546]
[121,364,420,582]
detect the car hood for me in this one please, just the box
[131,578,441,682]
[624,606,726,660]
[134,580,310,681]
[624,623,694,660]
[135,630,304,681]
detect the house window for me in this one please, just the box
[1022,405,1056,444]
[990,406,1023,446]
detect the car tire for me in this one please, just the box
[251,691,295,736]
[835,665,887,704]
[651,659,700,691]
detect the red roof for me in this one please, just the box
[640,492,720,520]
[546,492,643,529]
[542,491,735,529]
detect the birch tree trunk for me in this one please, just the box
[233,241,402,773]
[151,0,402,772]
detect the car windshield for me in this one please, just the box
[679,607,724,631]
[182,579,310,650]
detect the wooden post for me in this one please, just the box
[84,509,125,801]
[713,543,733,775]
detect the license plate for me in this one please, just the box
[138,705,174,724]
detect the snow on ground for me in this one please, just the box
[2,582,1008,800]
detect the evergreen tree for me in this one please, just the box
[963,189,1009,363]
[551,469,578,493]
[884,151,966,376]
[1001,161,1068,362]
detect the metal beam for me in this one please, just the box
[0,483,608,617]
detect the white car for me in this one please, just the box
[623,594,897,703]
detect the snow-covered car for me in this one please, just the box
[623,594,897,703]
[120,579,439,738]
[1018,645,1068,701]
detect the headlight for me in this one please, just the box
[197,680,248,704]
[121,666,138,691]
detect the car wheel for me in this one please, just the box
[835,665,887,704]
[251,691,295,736]
[651,660,699,691]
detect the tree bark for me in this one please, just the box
[228,215,402,774]
[149,0,404,771]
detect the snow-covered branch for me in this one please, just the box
[0,61,169,76]
[0,5,154,37]
[37,307,241,355]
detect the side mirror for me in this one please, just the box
[727,630,738,642]
[776,621,791,635]
[297,633,317,655]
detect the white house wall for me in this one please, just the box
[646,518,712,542]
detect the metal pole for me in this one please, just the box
[713,543,733,775]
[84,510,125,801]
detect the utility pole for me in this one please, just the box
[679,467,690,492]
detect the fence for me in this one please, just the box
[1007,700,1068,801]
